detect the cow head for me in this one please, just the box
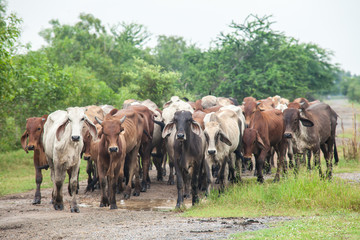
[242,128,265,160]
[162,110,201,141]
[21,115,48,153]
[97,116,126,153]
[283,108,314,139]
[243,100,257,127]
[56,107,97,142]
[204,121,231,156]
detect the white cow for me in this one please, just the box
[43,107,97,213]
[203,109,243,194]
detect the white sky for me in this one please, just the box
[7,0,360,75]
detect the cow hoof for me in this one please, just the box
[147,183,150,189]
[133,191,140,197]
[157,176,163,181]
[32,198,41,205]
[100,202,109,207]
[141,183,147,192]
[215,179,220,184]
[54,203,64,211]
[110,204,118,210]
[124,193,130,200]
[71,206,80,213]
[183,193,190,199]
[167,179,175,185]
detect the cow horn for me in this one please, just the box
[95,116,103,125]
[120,116,126,124]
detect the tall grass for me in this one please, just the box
[0,149,88,196]
[185,171,360,218]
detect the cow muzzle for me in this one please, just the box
[27,145,35,151]
[84,155,91,161]
[109,147,119,153]
[176,132,186,140]
[71,135,80,142]
[207,149,216,155]
[284,132,293,139]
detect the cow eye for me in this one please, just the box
[37,128,41,131]
[81,117,85,121]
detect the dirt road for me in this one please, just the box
[0,97,357,240]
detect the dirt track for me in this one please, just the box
[0,97,358,240]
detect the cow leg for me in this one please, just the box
[109,174,119,210]
[191,162,201,206]
[85,159,94,192]
[174,161,184,208]
[53,164,66,211]
[218,159,228,192]
[33,167,43,205]
[306,150,312,170]
[168,157,175,185]
[287,140,294,169]
[125,149,141,199]
[69,164,80,213]
[321,143,332,180]
[313,150,323,179]
[140,144,152,192]
[204,159,213,196]
[256,150,267,183]
[153,146,164,181]
[97,157,109,207]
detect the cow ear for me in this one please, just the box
[191,121,202,136]
[85,117,98,140]
[300,117,314,127]
[21,130,29,153]
[219,131,232,146]
[256,132,266,150]
[56,118,69,141]
[109,108,118,116]
[162,122,174,138]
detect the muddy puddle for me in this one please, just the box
[78,198,192,211]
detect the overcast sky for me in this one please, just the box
[7,0,360,75]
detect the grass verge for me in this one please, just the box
[185,169,360,218]
[0,149,88,196]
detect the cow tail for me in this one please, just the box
[334,141,339,165]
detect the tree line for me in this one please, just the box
[0,1,357,151]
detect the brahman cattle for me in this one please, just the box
[162,96,194,185]
[203,109,244,194]
[96,115,127,209]
[283,102,338,179]
[43,107,97,212]
[242,107,287,183]
[162,110,205,208]
[21,115,48,204]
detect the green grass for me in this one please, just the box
[0,149,88,196]
[231,212,360,240]
[185,168,360,218]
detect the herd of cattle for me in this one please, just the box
[20,95,338,212]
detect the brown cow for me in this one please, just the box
[242,108,287,182]
[96,116,127,209]
[126,105,155,192]
[98,108,144,201]
[283,102,338,179]
[21,115,48,204]
[82,124,102,192]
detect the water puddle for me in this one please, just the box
[117,199,192,211]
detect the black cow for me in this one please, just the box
[283,102,338,179]
[162,110,205,208]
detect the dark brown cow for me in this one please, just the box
[242,108,287,182]
[82,124,102,192]
[162,111,205,208]
[283,102,338,179]
[21,115,48,204]
[96,116,127,209]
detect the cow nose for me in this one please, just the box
[284,133,292,138]
[84,156,90,160]
[109,147,118,153]
[208,150,216,155]
[177,133,185,139]
[72,135,80,141]
[27,145,35,150]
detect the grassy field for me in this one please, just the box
[0,149,88,196]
